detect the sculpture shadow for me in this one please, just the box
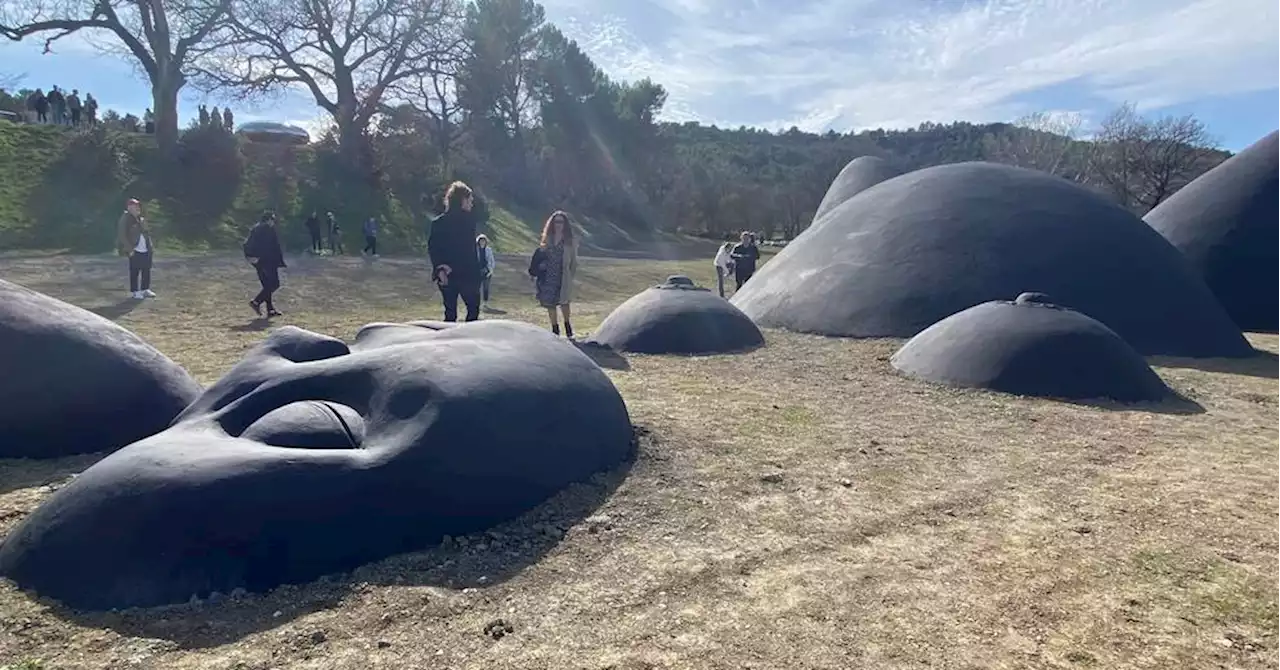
[1062,392,1206,416]
[228,318,272,333]
[483,305,509,315]
[573,341,631,371]
[89,299,142,322]
[0,453,107,496]
[55,427,646,650]
[1148,349,1278,380]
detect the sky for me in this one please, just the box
[1,0,1276,151]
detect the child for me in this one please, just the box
[713,241,735,298]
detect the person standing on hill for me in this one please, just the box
[32,89,49,124]
[143,109,155,134]
[223,107,234,132]
[67,90,82,127]
[243,210,286,318]
[362,216,379,257]
[427,181,482,322]
[730,231,761,290]
[84,93,98,125]
[198,104,210,127]
[304,211,322,254]
[116,198,156,300]
[47,86,65,125]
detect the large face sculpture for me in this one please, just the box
[0,320,634,610]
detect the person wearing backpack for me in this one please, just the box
[243,210,286,317]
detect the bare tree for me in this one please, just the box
[196,0,463,166]
[1086,103,1220,213]
[386,18,468,175]
[0,0,232,151]
[985,111,1085,178]
[0,71,24,90]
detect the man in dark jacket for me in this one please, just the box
[304,211,322,254]
[427,181,481,322]
[730,231,761,289]
[244,210,287,317]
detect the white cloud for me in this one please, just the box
[544,0,1279,133]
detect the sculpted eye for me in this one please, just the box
[240,400,365,449]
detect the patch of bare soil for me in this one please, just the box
[0,253,1275,670]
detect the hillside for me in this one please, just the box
[0,122,720,258]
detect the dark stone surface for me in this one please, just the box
[1144,131,1279,332]
[0,279,202,459]
[589,278,764,355]
[0,320,634,610]
[730,162,1252,358]
[812,156,901,223]
[891,297,1174,402]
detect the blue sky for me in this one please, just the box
[2,0,1276,150]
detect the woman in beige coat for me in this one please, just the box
[528,210,579,337]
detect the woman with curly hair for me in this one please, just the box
[527,210,579,337]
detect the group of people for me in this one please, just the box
[196,104,235,132]
[302,211,355,256]
[24,87,97,126]
[713,232,762,297]
[112,180,579,335]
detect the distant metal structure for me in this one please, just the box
[236,121,310,145]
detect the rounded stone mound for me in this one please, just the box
[891,295,1174,402]
[813,155,901,222]
[0,279,203,458]
[0,320,634,609]
[236,121,310,145]
[589,278,764,355]
[1143,131,1279,332]
[730,161,1252,358]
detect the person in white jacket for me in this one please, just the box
[713,241,735,298]
[476,234,497,307]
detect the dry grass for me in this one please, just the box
[0,251,1275,670]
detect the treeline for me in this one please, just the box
[1,0,1228,245]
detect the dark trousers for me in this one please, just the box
[253,265,281,309]
[480,275,492,302]
[716,267,728,297]
[439,280,481,322]
[734,268,754,290]
[128,251,153,292]
[70,109,81,126]
[329,232,343,254]
[363,235,377,255]
[308,229,322,252]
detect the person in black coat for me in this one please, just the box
[304,211,322,254]
[730,231,761,289]
[427,181,482,322]
[243,210,287,317]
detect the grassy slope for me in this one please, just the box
[0,121,716,259]
[0,253,1275,670]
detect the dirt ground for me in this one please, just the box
[0,252,1276,670]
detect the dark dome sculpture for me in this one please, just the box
[812,155,900,223]
[236,121,310,145]
[891,293,1174,402]
[588,277,764,354]
[0,320,633,610]
[1143,131,1278,332]
[0,279,202,458]
[730,162,1252,358]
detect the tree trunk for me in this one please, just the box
[152,69,183,155]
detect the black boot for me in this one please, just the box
[564,321,574,338]
[551,323,560,336]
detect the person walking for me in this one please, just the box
[528,210,579,337]
[476,234,496,307]
[304,210,322,254]
[326,212,344,254]
[243,210,286,318]
[730,231,761,290]
[115,198,156,300]
[427,181,482,322]
[362,216,379,256]
[67,90,82,127]
[713,241,735,298]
